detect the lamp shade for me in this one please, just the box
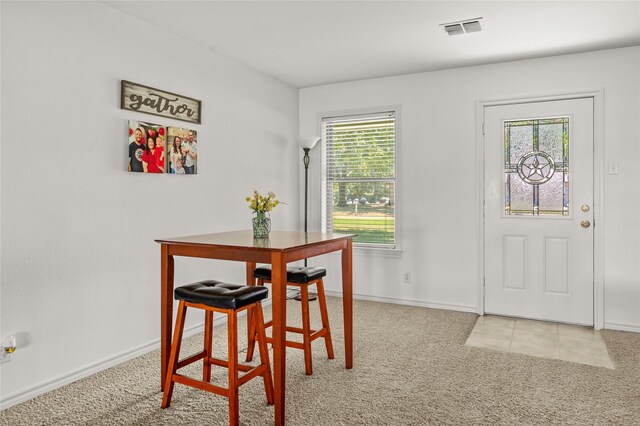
[298,136,320,150]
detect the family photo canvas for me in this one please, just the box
[127,120,166,173]
[167,126,198,174]
[127,121,198,174]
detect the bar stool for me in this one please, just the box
[246,266,334,375]
[161,280,274,426]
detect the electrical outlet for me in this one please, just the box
[403,272,411,284]
[1,335,17,364]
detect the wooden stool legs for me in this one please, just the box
[300,285,313,375]
[246,306,257,363]
[254,303,275,405]
[203,310,213,382]
[162,301,273,426]
[316,279,335,360]
[246,278,334,375]
[227,310,239,425]
[161,301,187,408]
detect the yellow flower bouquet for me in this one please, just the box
[246,190,281,214]
[246,191,281,238]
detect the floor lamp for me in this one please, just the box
[296,136,321,301]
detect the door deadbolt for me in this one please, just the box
[581,220,591,228]
[581,205,590,212]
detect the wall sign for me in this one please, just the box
[121,80,202,124]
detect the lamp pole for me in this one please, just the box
[303,147,310,267]
[297,143,317,301]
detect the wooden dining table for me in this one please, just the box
[155,230,354,425]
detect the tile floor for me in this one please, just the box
[465,315,614,369]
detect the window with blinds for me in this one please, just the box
[322,111,397,248]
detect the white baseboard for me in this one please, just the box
[604,322,640,333]
[324,290,478,313]
[0,311,236,411]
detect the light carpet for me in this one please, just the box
[2,297,639,425]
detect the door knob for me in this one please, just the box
[581,220,591,228]
[581,205,590,212]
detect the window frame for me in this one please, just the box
[320,107,402,254]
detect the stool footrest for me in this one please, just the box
[263,322,328,342]
[208,356,258,373]
[309,329,328,341]
[264,331,327,348]
[238,364,269,386]
[177,350,207,369]
[264,321,317,334]
[277,339,304,350]
[173,374,228,398]
[173,356,271,395]
[206,356,269,386]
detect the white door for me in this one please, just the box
[484,98,594,325]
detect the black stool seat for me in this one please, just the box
[175,280,268,310]
[253,266,327,284]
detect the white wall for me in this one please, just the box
[300,47,640,330]
[0,2,299,406]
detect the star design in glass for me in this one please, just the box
[516,151,555,185]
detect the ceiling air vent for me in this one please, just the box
[444,24,464,36]
[442,17,483,36]
[463,20,482,33]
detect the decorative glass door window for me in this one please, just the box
[504,117,569,216]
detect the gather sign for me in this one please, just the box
[121,80,202,124]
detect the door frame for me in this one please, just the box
[475,89,604,329]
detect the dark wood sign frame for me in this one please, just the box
[121,80,202,124]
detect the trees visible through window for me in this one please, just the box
[322,111,397,248]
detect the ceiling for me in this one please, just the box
[103,1,640,88]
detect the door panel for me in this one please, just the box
[504,235,527,290]
[544,237,570,295]
[484,98,594,325]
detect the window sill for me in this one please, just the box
[353,246,403,258]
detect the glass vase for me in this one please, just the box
[252,212,271,239]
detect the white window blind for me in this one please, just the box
[322,111,397,248]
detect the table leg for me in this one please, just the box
[271,252,287,425]
[246,262,256,283]
[342,238,353,369]
[245,261,257,361]
[160,244,174,390]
